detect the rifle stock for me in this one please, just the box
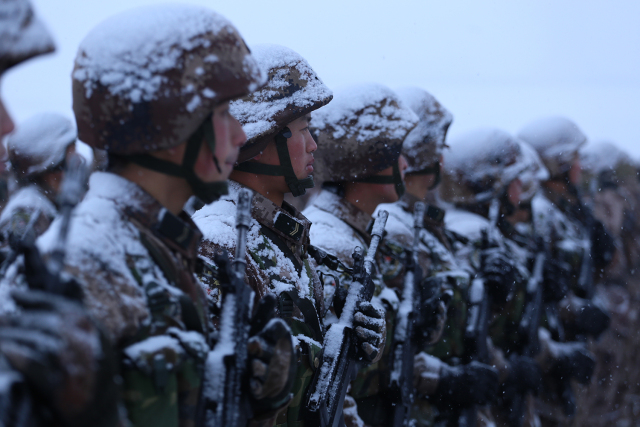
[306,210,388,427]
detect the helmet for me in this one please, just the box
[395,87,452,175]
[71,4,264,203]
[439,128,529,205]
[232,44,332,197]
[580,141,637,188]
[312,83,418,197]
[517,116,587,179]
[0,0,55,74]
[7,112,75,182]
[519,141,550,203]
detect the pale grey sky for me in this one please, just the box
[4,0,640,157]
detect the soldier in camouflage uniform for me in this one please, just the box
[373,87,500,427]
[302,83,416,427]
[0,113,77,260]
[569,142,640,426]
[0,0,55,210]
[194,45,386,427]
[0,5,297,427]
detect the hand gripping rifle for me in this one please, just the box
[458,199,500,427]
[507,237,546,427]
[306,210,388,427]
[207,188,256,427]
[388,202,426,427]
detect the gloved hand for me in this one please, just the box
[550,342,595,385]
[434,361,499,407]
[353,301,385,363]
[481,247,515,303]
[247,295,296,413]
[0,289,119,427]
[504,355,542,395]
[543,258,572,302]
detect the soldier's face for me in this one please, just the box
[507,178,522,206]
[569,157,582,185]
[375,155,408,203]
[0,88,14,171]
[195,101,246,182]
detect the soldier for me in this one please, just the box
[302,82,416,427]
[0,113,77,259]
[0,5,295,427]
[0,0,55,208]
[373,87,499,427]
[194,45,385,427]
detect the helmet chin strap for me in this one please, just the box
[411,161,441,190]
[126,115,228,205]
[352,162,406,198]
[233,127,315,197]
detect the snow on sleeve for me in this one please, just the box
[73,4,234,102]
[312,83,418,143]
[0,185,57,226]
[229,43,333,142]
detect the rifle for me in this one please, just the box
[206,188,256,427]
[388,202,426,427]
[306,210,389,427]
[0,152,89,427]
[507,237,546,427]
[458,199,500,427]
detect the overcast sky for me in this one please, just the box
[4,0,640,160]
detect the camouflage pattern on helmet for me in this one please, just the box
[580,141,637,188]
[395,87,452,174]
[72,4,265,155]
[312,83,418,184]
[517,116,587,178]
[231,44,333,163]
[439,128,529,205]
[0,0,54,74]
[7,112,76,180]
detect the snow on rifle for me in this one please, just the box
[206,188,255,427]
[306,209,388,427]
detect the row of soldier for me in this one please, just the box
[1,1,638,427]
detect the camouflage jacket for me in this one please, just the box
[32,172,210,427]
[303,189,390,427]
[0,184,57,258]
[194,181,324,427]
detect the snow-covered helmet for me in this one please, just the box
[439,128,529,205]
[311,83,418,197]
[519,141,550,203]
[232,44,333,197]
[580,141,637,189]
[517,116,587,179]
[395,87,452,178]
[0,0,55,74]
[72,4,265,203]
[7,112,75,182]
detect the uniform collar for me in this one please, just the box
[313,189,372,242]
[88,172,202,260]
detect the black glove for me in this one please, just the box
[0,289,119,427]
[542,258,572,302]
[481,247,516,303]
[575,300,610,338]
[353,301,385,363]
[247,294,296,413]
[550,342,595,385]
[434,361,499,407]
[504,355,542,395]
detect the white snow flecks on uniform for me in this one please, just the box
[311,83,418,143]
[0,185,56,228]
[36,172,158,342]
[580,141,635,175]
[229,43,333,142]
[73,4,234,101]
[531,192,589,255]
[7,112,76,176]
[0,0,54,62]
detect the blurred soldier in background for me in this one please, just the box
[0,113,76,261]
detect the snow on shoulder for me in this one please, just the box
[73,4,235,102]
[312,83,418,143]
[229,43,332,143]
